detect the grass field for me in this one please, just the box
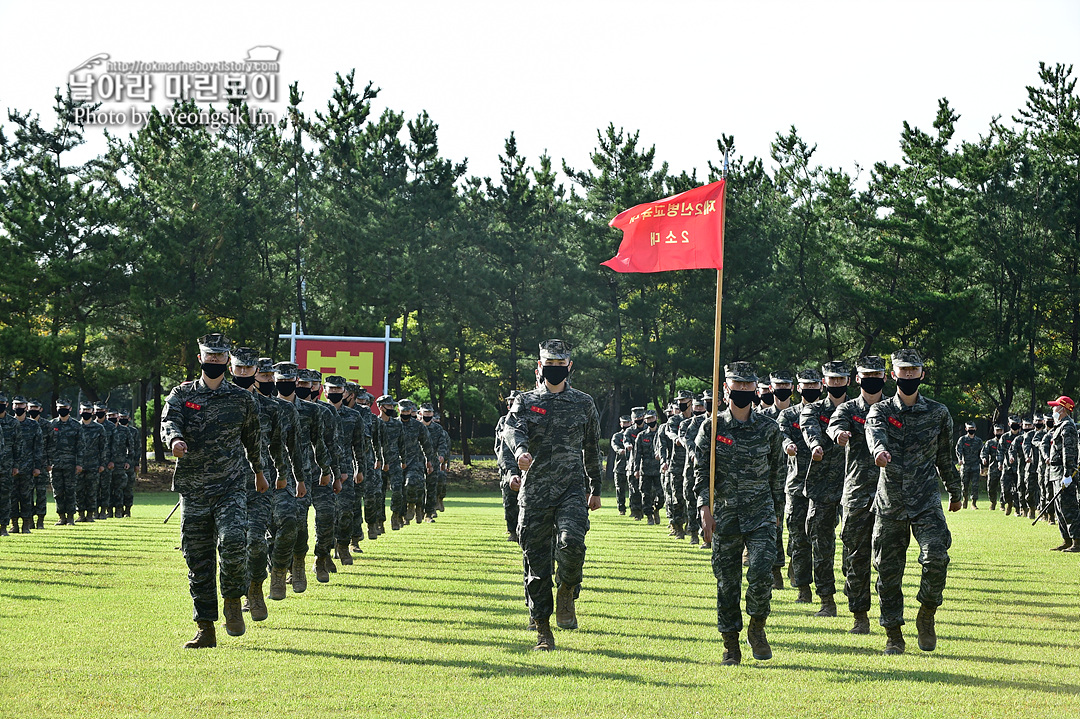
[1,491,1077,718]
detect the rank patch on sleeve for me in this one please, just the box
[185,401,203,411]
[716,434,733,446]
[529,406,546,415]
[853,415,866,425]
[888,416,903,429]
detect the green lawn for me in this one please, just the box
[0,491,1077,718]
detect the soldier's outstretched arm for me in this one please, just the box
[160,387,188,452]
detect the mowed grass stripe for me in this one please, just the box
[0,491,1077,718]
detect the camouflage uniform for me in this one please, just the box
[631,412,663,522]
[75,409,106,518]
[326,379,367,548]
[118,413,140,514]
[762,370,794,569]
[610,418,631,514]
[348,387,376,542]
[367,404,391,531]
[11,400,44,525]
[1045,403,1079,545]
[865,350,962,630]
[160,338,263,624]
[0,397,14,531]
[692,363,785,635]
[1026,420,1045,518]
[623,408,647,518]
[376,401,407,528]
[1038,418,1055,518]
[399,400,434,519]
[680,404,708,541]
[827,356,885,617]
[48,402,83,521]
[980,428,1005,508]
[778,375,817,590]
[799,362,851,602]
[663,395,693,532]
[92,403,117,517]
[496,410,521,536]
[30,401,52,522]
[291,371,337,564]
[1000,423,1022,512]
[265,361,307,578]
[502,340,603,625]
[954,427,984,505]
[424,414,451,516]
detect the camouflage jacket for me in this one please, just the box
[313,401,343,478]
[117,423,139,469]
[48,416,84,470]
[662,414,688,473]
[400,417,434,474]
[828,396,878,510]
[13,416,43,474]
[502,386,604,505]
[610,428,629,473]
[679,414,707,479]
[36,417,52,467]
[799,397,847,504]
[865,393,962,520]
[96,419,121,466]
[432,422,451,462]
[1000,432,1021,474]
[955,434,984,468]
[1028,429,1046,471]
[333,403,367,477]
[377,416,406,466]
[1046,415,1079,482]
[495,415,519,478]
[160,378,263,495]
[693,409,785,534]
[778,403,813,495]
[980,436,1004,468]
[757,404,782,421]
[77,420,106,471]
[252,391,305,491]
[632,424,661,476]
[0,415,23,473]
[272,396,308,491]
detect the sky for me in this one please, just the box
[2,0,1078,188]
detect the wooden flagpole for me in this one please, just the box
[708,165,729,515]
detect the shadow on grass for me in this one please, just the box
[0,592,58,601]
[775,662,1080,696]
[0,576,108,590]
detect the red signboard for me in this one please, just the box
[295,339,386,397]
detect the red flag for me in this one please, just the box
[601,180,725,273]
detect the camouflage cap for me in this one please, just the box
[297,368,319,382]
[230,346,259,367]
[197,333,232,354]
[964,421,976,429]
[398,399,417,412]
[272,361,299,380]
[255,358,276,374]
[797,368,822,383]
[324,375,347,388]
[375,394,395,406]
[675,389,694,401]
[644,409,657,417]
[119,408,130,417]
[28,398,42,408]
[79,400,94,409]
[420,403,435,413]
[539,339,571,360]
[12,395,28,404]
[0,393,8,403]
[700,389,718,401]
[630,406,646,418]
[891,348,923,368]
[1008,415,1021,424]
[993,423,1005,430]
[107,408,119,415]
[855,355,887,373]
[769,370,795,384]
[821,361,850,378]
[344,382,362,395]
[92,401,107,410]
[692,396,705,407]
[619,415,631,423]
[1022,417,1034,426]
[55,398,72,407]
[724,361,758,383]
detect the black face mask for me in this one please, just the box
[14,407,25,417]
[257,380,277,396]
[233,375,256,389]
[28,409,40,419]
[826,385,848,400]
[276,380,296,397]
[896,377,922,395]
[678,402,690,412]
[634,419,644,426]
[57,407,70,417]
[967,429,975,436]
[201,362,227,379]
[1010,423,1020,431]
[645,419,656,426]
[110,417,119,424]
[119,418,130,425]
[95,411,106,419]
[1036,423,1045,430]
[759,393,774,406]
[693,409,706,416]
[0,403,6,414]
[401,414,413,422]
[541,365,570,385]
[327,392,344,404]
[81,412,93,421]
[858,377,886,395]
[800,388,821,403]
[704,399,713,412]
[728,390,755,409]
[773,389,793,402]
[1047,419,1056,428]
[294,386,311,400]
[384,408,398,418]
[752,395,761,406]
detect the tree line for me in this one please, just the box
[0,63,1077,464]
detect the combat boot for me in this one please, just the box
[701,540,712,549]
[618,508,626,516]
[325,554,338,573]
[20,518,31,534]
[1005,503,1013,516]
[1051,540,1072,551]
[526,616,537,631]
[415,503,426,524]
[313,556,330,583]
[814,594,837,617]
[772,567,784,590]
[222,597,246,637]
[86,510,95,522]
[555,583,578,630]
[0,524,7,536]
[971,499,978,509]
[183,620,216,649]
[268,568,287,601]
[796,585,813,603]
[990,501,996,511]
[653,510,662,525]
[437,498,445,512]
[247,581,268,622]
[35,515,44,529]
[1062,542,1080,553]
[350,536,362,552]
[54,515,66,526]
[689,530,700,546]
[962,497,968,509]
[674,523,685,540]
[10,518,19,533]
[533,618,555,651]
[336,542,354,566]
[404,505,414,523]
[883,625,905,655]
[106,507,114,519]
[646,513,655,525]
[368,523,378,540]
[850,611,871,635]
[667,522,676,536]
[291,555,308,593]
[916,603,937,651]
[508,532,519,543]
[390,512,402,531]
[720,632,741,665]
[746,616,772,660]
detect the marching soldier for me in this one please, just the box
[955,422,984,509]
[398,399,434,525]
[375,395,407,531]
[610,415,632,515]
[778,368,821,603]
[48,399,81,526]
[496,393,523,540]
[0,394,13,536]
[117,410,139,517]
[624,407,647,520]
[1000,416,1022,515]
[10,396,43,532]
[421,404,449,519]
[632,409,663,525]
[981,424,1005,510]
[74,402,105,523]
[663,391,693,538]
[680,396,709,546]
[297,369,342,584]
[29,399,51,527]
[324,376,366,558]
[1046,396,1079,552]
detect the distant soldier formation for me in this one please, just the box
[0,393,140,536]
[159,335,452,649]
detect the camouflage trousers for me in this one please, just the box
[501,476,520,534]
[664,471,686,524]
[435,467,447,502]
[613,462,628,512]
[1053,480,1079,541]
[807,499,840,598]
[960,465,981,503]
[640,473,662,516]
[518,484,589,622]
[96,468,113,509]
[872,504,952,628]
[33,469,50,516]
[180,488,248,623]
[52,466,78,515]
[246,487,272,584]
[349,460,370,540]
[785,492,812,588]
[336,475,355,546]
[12,470,34,519]
[1001,469,1019,509]
[712,523,777,633]
[683,469,701,535]
[386,464,406,517]
[311,481,336,559]
[1021,466,1039,514]
[76,469,99,514]
[0,472,10,523]
[986,467,1002,505]
[841,503,874,614]
[627,469,642,515]
[266,486,299,571]
[122,467,137,508]
[424,470,440,516]
[404,467,426,509]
